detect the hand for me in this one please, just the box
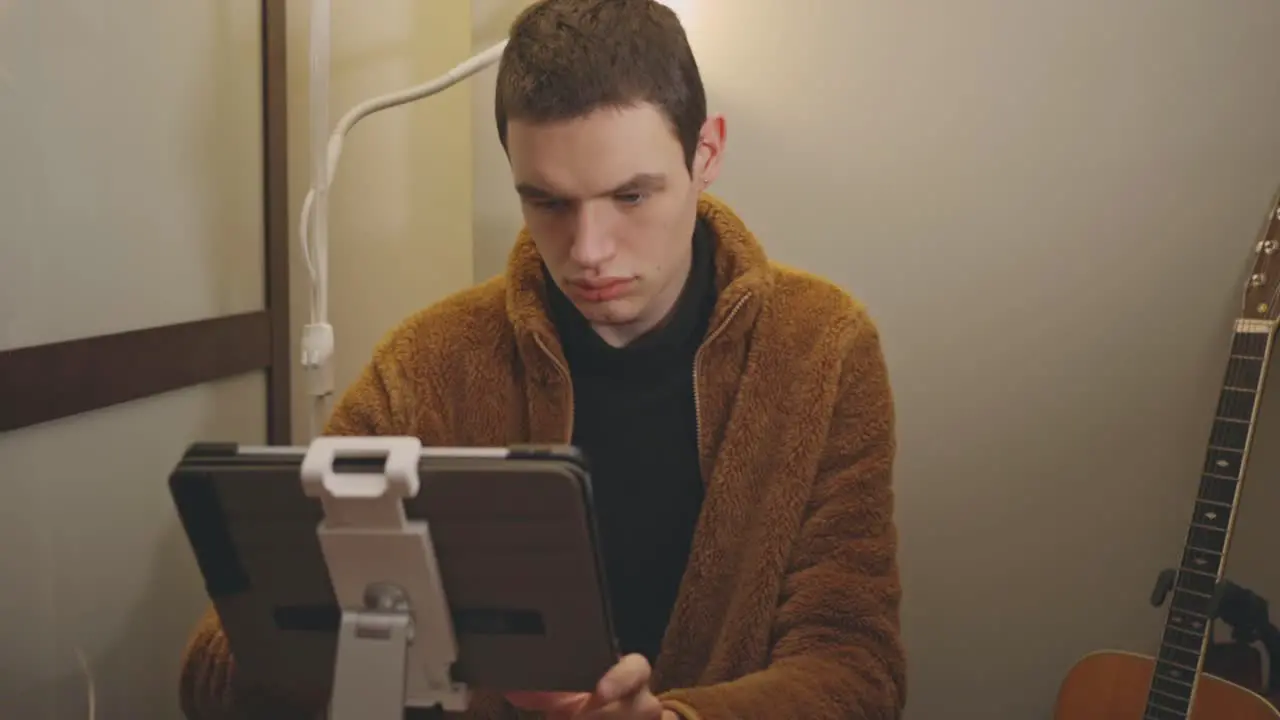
[505,654,677,719]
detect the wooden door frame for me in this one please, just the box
[0,0,292,443]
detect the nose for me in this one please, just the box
[567,203,616,270]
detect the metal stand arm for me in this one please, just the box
[301,436,470,720]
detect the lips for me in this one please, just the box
[569,278,633,302]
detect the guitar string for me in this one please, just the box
[1262,200,1279,317]
[1260,213,1275,314]
[1149,347,1243,713]
[1145,200,1277,717]
[1148,243,1274,718]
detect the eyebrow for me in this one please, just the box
[515,172,667,201]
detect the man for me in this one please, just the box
[179,0,905,718]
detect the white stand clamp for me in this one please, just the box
[301,436,470,720]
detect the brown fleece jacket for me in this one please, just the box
[178,194,906,720]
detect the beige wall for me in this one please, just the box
[288,0,474,441]
[471,1,1280,717]
[0,1,474,717]
[471,0,526,282]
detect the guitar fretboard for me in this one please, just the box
[1143,324,1275,720]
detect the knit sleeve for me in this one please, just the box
[657,313,906,719]
[322,332,421,437]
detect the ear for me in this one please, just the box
[693,114,727,188]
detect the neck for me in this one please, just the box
[504,193,775,377]
[1143,317,1276,719]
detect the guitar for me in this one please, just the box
[1054,187,1280,720]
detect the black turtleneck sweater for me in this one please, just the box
[545,219,718,665]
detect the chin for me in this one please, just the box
[575,298,643,326]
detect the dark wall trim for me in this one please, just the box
[0,1,291,439]
[0,313,272,433]
[262,0,292,444]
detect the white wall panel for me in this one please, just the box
[0,371,267,719]
[0,0,265,352]
[0,1,274,717]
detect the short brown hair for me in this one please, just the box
[494,0,707,171]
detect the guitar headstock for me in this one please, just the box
[1242,185,1280,324]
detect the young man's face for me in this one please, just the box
[506,102,725,347]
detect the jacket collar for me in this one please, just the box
[504,193,773,376]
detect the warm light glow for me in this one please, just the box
[655,0,693,25]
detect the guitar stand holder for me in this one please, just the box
[1149,567,1232,619]
[1149,568,1177,608]
[301,436,470,720]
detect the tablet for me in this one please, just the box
[168,441,619,708]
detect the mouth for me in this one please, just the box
[568,277,634,303]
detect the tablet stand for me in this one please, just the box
[301,436,470,720]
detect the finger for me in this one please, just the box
[595,654,653,704]
[504,690,590,713]
[580,690,664,720]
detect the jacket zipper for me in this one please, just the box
[533,334,575,441]
[692,292,752,476]
[533,290,752,450]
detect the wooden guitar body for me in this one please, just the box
[1055,650,1280,720]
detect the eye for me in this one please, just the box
[615,192,646,206]
[531,198,568,212]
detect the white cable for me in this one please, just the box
[74,646,95,720]
[298,16,509,438]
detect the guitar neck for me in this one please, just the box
[1144,318,1278,720]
